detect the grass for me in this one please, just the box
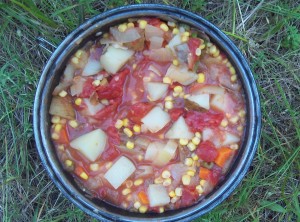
[0,0,299,221]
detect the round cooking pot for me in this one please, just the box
[34,4,261,221]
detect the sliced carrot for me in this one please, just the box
[57,126,69,144]
[138,191,149,205]
[214,147,234,167]
[199,167,211,180]
[74,166,84,176]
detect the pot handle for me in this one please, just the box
[36,37,57,54]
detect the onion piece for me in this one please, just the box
[148,64,162,76]
[82,58,103,76]
[104,156,136,189]
[165,64,197,85]
[149,36,164,49]
[168,34,181,53]
[70,129,107,162]
[144,48,174,62]
[195,85,225,95]
[110,27,141,43]
[147,184,170,207]
[145,24,164,40]
[53,64,75,95]
[83,98,104,115]
[141,106,171,133]
[144,142,164,161]
[165,116,194,139]
[49,96,75,119]
[70,76,85,96]
[136,165,153,177]
[210,93,235,114]
[186,94,210,110]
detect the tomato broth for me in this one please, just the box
[49,18,246,213]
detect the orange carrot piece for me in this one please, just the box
[199,167,211,180]
[74,166,84,176]
[214,147,234,167]
[57,126,69,144]
[138,191,149,205]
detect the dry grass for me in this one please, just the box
[0,0,299,221]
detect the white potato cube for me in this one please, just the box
[147,184,170,207]
[187,94,210,110]
[165,64,197,85]
[104,156,136,189]
[70,129,107,162]
[141,106,171,133]
[165,116,193,139]
[100,46,134,74]
[146,82,168,101]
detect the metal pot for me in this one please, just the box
[34,4,261,221]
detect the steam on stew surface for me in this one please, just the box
[49,18,246,213]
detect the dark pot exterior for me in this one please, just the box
[34,4,261,222]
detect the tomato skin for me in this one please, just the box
[127,102,153,123]
[181,188,198,207]
[209,165,222,185]
[187,38,202,69]
[196,141,219,162]
[80,78,96,98]
[101,146,120,161]
[93,102,119,120]
[185,110,224,132]
[169,108,186,121]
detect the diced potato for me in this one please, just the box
[168,34,181,53]
[100,46,134,74]
[165,116,193,139]
[146,82,168,101]
[141,106,171,133]
[83,98,104,115]
[186,94,210,110]
[70,129,107,162]
[104,156,136,189]
[145,142,164,161]
[147,184,170,207]
[82,58,103,76]
[49,96,75,119]
[165,64,197,85]
[222,131,240,145]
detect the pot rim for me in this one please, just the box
[34,4,261,222]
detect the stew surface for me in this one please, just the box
[49,18,246,213]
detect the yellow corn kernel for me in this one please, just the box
[164,96,173,101]
[179,138,189,146]
[195,132,201,138]
[127,22,134,28]
[160,23,169,32]
[100,78,108,85]
[171,196,179,203]
[137,154,143,161]
[122,188,131,195]
[58,90,67,97]
[162,170,171,179]
[229,66,236,75]
[173,91,179,97]
[92,79,101,86]
[101,99,109,105]
[165,101,174,109]
[134,178,144,186]
[132,63,137,70]
[187,170,195,177]
[139,20,147,29]
[154,177,163,184]
[187,142,196,151]
[126,141,135,149]
[183,94,190,99]
[174,86,183,93]
[222,58,228,64]
[90,163,99,171]
[51,133,59,140]
[159,207,164,213]
[75,98,82,105]
[192,137,201,145]
[229,116,239,124]
[133,125,141,133]
[213,49,220,57]
[71,56,79,64]
[183,31,190,37]
[209,45,217,55]
[118,24,127,32]
[125,180,133,188]
[237,125,243,132]
[175,187,183,197]
[197,73,205,83]
[57,145,64,151]
[169,190,176,198]
[115,119,124,129]
[195,48,202,56]
[51,116,61,124]
[65,159,73,167]
[196,185,204,194]
[172,59,179,66]
[80,172,89,180]
[181,35,189,42]
[134,201,141,209]
[126,194,132,201]
[200,179,207,186]
[182,175,191,185]
[69,120,78,128]
[139,205,148,213]
[163,76,172,84]
[220,119,228,127]
[105,162,112,169]
[238,110,246,117]
[122,118,129,127]
[184,158,193,167]
[199,44,206,50]
[167,21,176,27]
[54,124,62,133]
[231,75,237,82]
[75,50,83,58]
[191,153,199,161]
[206,42,212,47]
[123,128,133,137]
[172,28,179,34]
[230,144,239,150]
[163,178,172,186]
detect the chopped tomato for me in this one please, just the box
[208,165,222,185]
[80,78,96,98]
[107,126,121,146]
[187,38,202,70]
[181,188,198,207]
[56,126,69,144]
[127,102,153,123]
[147,18,161,27]
[169,108,186,121]
[101,146,120,161]
[93,102,119,120]
[185,110,224,132]
[196,141,218,162]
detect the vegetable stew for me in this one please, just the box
[49,18,246,213]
